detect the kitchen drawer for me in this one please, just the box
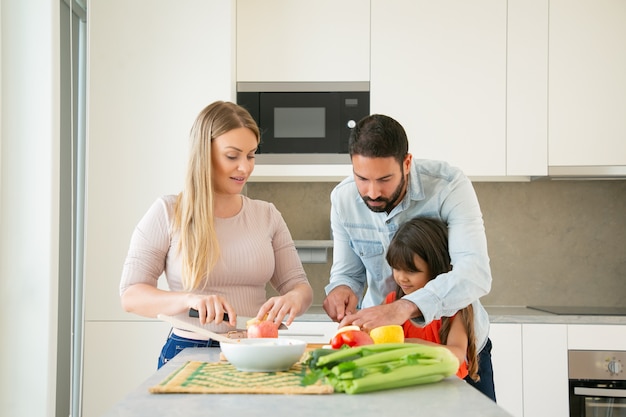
[568,324,626,350]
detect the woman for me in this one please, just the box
[384,217,479,382]
[120,101,313,368]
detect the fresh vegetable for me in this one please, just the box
[369,324,405,344]
[329,329,374,349]
[302,343,458,394]
[246,320,279,338]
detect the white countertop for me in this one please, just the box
[296,305,626,325]
[102,347,512,417]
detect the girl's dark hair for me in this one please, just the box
[386,217,451,277]
[349,114,409,165]
[386,217,480,382]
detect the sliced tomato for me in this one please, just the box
[353,330,374,346]
[328,329,374,349]
[341,331,356,346]
[330,334,345,349]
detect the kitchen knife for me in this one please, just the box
[188,308,288,330]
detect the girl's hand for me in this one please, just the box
[188,294,236,326]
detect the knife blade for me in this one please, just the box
[188,308,288,330]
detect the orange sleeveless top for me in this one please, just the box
[385,292,468,379]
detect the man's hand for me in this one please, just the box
[339,299,420,331]
[323,286,359,322]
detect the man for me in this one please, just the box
[323,114,496,401]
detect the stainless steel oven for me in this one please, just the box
[569,350,626,417]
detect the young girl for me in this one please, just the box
[385,217,479,382]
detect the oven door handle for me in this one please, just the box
[574,387,626,398]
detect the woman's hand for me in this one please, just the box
[256,283,313,326]
[188,294,237,326]
[121,283,237,326]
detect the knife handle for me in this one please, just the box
[188,308,229,321]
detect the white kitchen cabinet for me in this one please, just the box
[85,0,235,415]
[506,0,549,176]
[568,324,626,350]
[522,324,569,417]
[490,323,524,417]
[490,322,623,417]
[370,0,507,177]
[548,0,626,171]
[236,0,370,82]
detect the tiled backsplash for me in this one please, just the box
[246,180,626,308]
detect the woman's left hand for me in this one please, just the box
[256,283,312,326]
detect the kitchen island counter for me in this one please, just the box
[102,347,512,417]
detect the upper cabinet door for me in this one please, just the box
[507,0,549,177]
[549,0,626,169]
[237,0,370,82]
[370,0,507,177]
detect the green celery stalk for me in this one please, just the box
[349,345,445,368]
[340,358,459,394]
[342,371,449,394]
[312,343,411,369]
[303,343,460,393]
[335,359,407,380]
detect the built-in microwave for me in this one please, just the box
[237,82,369,164]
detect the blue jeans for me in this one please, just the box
[158,332,221,369]
[464,338,497,402]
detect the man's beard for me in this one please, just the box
[361,173,406,213]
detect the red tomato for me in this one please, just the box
[329,330,374,349]
[351,330,374,346]
[330,334,345,349]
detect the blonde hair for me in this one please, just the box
[173,101,260,290]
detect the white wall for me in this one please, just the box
[2,0,236,414]
[0,1,61,417]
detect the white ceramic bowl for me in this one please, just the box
[220,338,307,372]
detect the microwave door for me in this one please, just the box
[258,92,341,154]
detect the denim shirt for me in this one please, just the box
[325,158,492,351]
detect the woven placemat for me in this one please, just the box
[149,361,333,395]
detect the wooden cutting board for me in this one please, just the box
[149,360,333,395]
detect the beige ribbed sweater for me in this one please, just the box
[120,195,308,333]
